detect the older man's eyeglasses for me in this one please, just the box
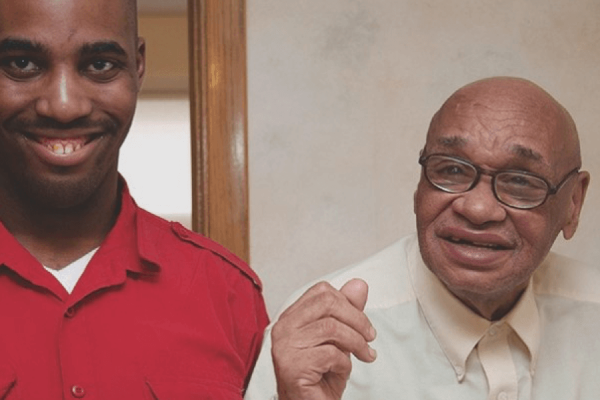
[418,154,580,209]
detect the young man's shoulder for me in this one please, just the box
[136,208,262,290]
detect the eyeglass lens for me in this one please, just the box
[424,156,549,208]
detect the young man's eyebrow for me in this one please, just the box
[80,41,127,57]
[0,37,47,54]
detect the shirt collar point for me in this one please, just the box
[530,362,537,377]
[125,259,161,275]
[453,364,466,382]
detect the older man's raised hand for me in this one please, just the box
[271,279,377,400]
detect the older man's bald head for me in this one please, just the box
[426,77,581,175]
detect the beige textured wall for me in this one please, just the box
[247,0,600,315]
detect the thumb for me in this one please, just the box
[340,278,369,311]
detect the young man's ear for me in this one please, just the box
[136,37,146,90]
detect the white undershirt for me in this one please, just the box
[43,247,99,294]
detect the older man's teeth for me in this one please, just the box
[475,242,501,249]
[448,237,502,249]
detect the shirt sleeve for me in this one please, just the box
[244,321,278,399]
[200,251,270,393]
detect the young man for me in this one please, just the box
[0,0,268,398]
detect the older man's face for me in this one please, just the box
[414,81,587,317]
[0,0,144,208]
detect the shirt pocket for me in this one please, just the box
[145,377,243,400]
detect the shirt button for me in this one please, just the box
[497,392,508,400]
[65,307,76,318]
[71,385,85,398]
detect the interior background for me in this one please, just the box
[131,0,599,316]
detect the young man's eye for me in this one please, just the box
[90,60,114,72]
[84,59,121,81]
[1,57,42,79]
[13,58,36,70]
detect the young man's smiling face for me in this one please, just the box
[414,78,589,319]
[0,0,144,209]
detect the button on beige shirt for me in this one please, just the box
[246,235,600,400]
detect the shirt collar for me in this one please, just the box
[409,246,540,381]
[57,178,161,305]
[0,177,160,300]
[93,177,161,276]
[503,282,540,375]
[0,219,54,290]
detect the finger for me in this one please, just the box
[275,282,375,342]
[274,344,352,397]
[339,279,377,342]
[339,279,368,311]
[290,316,376,362]
[274,344,352,380]
[278,281,338,318]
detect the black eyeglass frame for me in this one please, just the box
[418,153,581,209]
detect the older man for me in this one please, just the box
[246,77,596,400]
[0,0,267,398]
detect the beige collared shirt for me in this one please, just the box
[413,240,540,400]
[246,234,600,400]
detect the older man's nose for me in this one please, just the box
[451,177,507,226]
[34,68,93,123]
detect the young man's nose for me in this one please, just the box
[34,68,93,123]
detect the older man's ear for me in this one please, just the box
[562,171,590,240]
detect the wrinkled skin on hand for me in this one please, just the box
[272,279,377,400]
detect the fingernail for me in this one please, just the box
[369,326,377,340]
[369,347,377,360]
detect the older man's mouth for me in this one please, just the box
[445,236,510,250]
[437,230,516,267]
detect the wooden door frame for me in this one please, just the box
[188,0,250,262]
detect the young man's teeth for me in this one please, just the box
[46,142,83,155]
[51,143,65,154]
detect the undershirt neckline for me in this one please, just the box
[43,247,99,294]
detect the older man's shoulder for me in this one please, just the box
[533,251,600,304]
[278,235,418,316]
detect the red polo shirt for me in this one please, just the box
[0,182,269,399]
